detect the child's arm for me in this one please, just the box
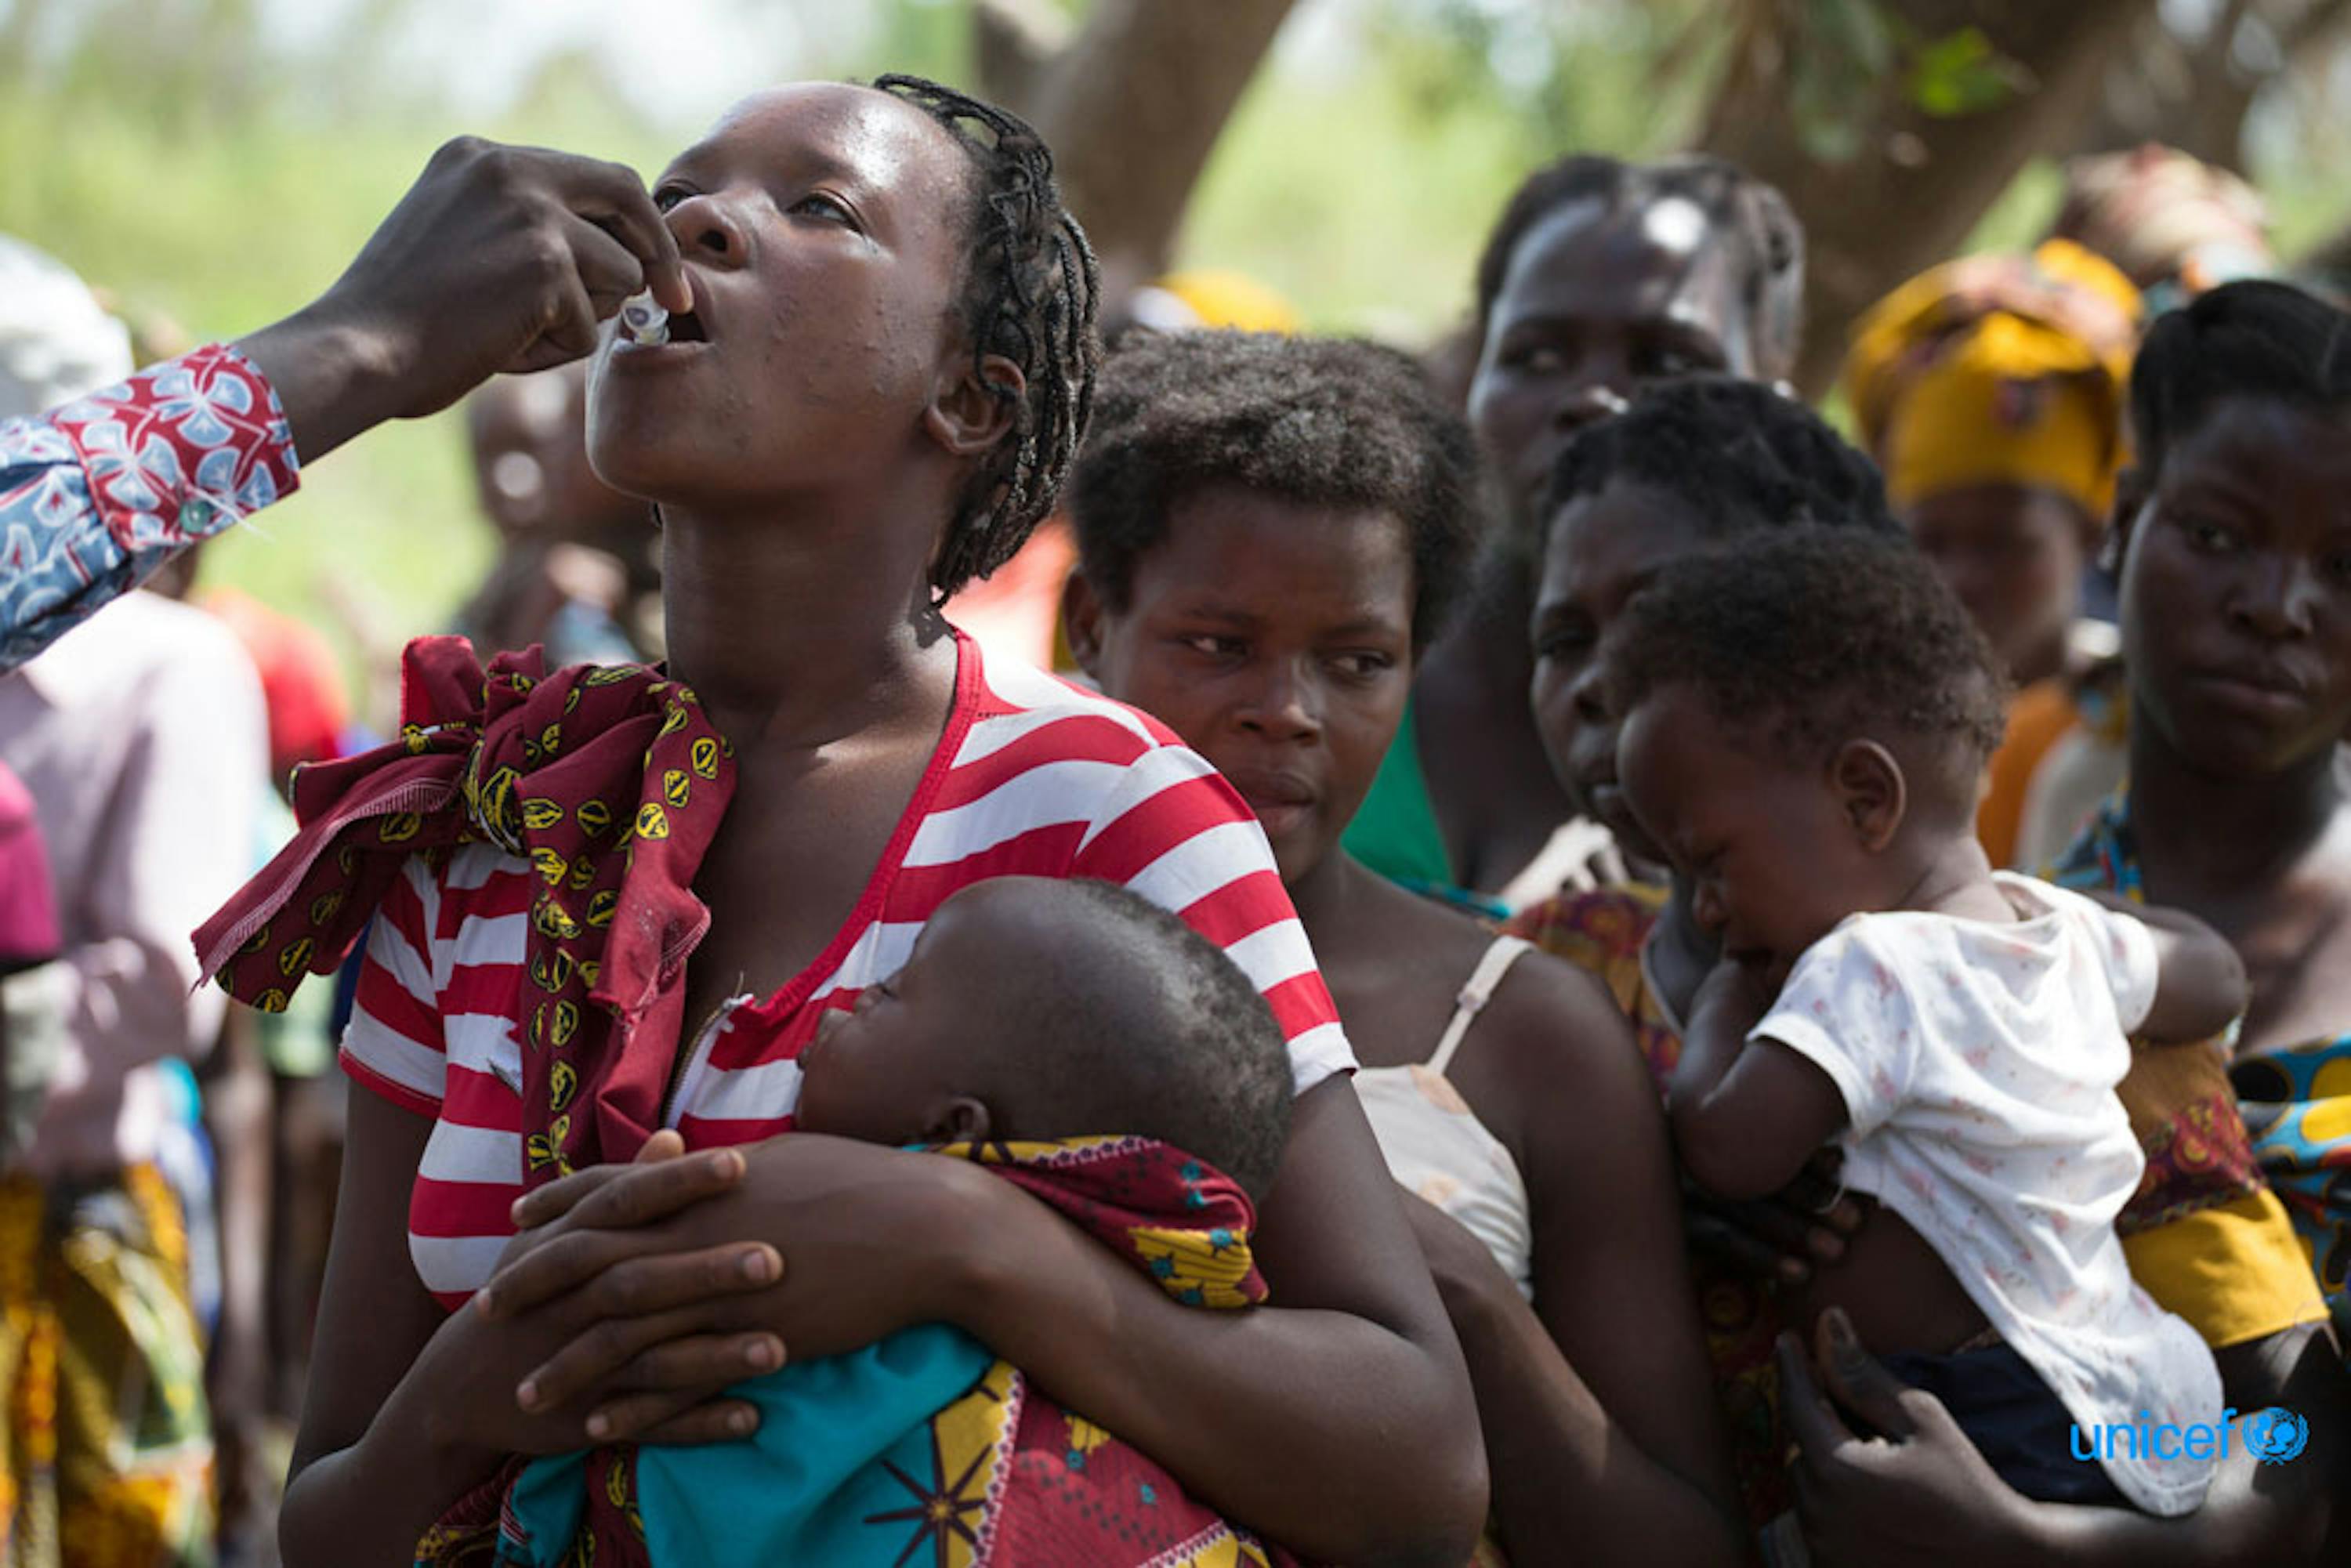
[2078,890,2249,1046]
[1670,958,1852,1202]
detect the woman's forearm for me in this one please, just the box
[942,1169,1484,1567]
[279,1373,502,1568]
[2015,1461,2317,1568]
[1446,1274,1743,1566]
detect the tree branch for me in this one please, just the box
[971,0,1071,121]
[994,0,1298,277]
[1699,0,2157,393]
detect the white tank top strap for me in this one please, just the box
[1425,934,1534,1077]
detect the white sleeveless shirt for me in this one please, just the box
[1356,936,1536,1299]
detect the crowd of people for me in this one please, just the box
[0,71,2345,1568]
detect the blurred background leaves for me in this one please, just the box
[3,0,2343,697]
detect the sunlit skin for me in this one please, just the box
[588,85,1026,1039]
[1904,481,2097,687]
[587,89,990,518]
[1070,486,1747,1565]
[1415,192,1762,894]
[282,85,1488,1568]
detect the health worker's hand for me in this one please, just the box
[240,136,691,460]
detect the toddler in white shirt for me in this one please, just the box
[1609,527,2237,1515]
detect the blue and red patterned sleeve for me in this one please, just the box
[0,343,300,672]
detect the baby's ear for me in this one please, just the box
[1829,739,1906,853]
[922,1095,994,1147]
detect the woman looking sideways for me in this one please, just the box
[1064,328,1743,1566]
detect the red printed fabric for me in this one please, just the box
[194,635,734,1183]
[2,343,301,672]
[45,342,300,556]
[897,1137,1293,1568]
[330,634,1351,1312]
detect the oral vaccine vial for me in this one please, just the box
[619,291,669,346]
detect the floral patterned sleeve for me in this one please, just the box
[0,343,299,672]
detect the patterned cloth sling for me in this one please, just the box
[194,634,734,1182]
[426,1137,1301,1568]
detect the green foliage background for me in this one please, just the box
[2,0,2341,712]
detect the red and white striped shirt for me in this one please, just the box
[339,635,1353,1307]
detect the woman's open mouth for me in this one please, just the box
[615,303,710,352]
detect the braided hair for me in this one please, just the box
[875,74,1103,598]
[1542,377,1897,547]
[2128,279,2351,485]
[1474,155,1805,382]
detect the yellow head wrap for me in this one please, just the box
[1842,240,2143,520]
[1148,270,1302,335]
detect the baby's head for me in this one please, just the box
[1607,528,2007,983]
[794,877,1293,1198]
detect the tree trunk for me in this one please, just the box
[1701,0,2155,395]
[973,0,1298,280]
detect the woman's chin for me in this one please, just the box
[584,443,710,511]
[2157,691,2345,781]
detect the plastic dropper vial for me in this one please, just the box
[619,291,669,346]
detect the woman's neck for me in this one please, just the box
[657,491,952,751]
[2127,703,2346,891]
[1284,845,1371,947]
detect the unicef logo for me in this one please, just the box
[2244,1407,2310,1465]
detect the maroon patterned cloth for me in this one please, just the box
[194,635,734,1182]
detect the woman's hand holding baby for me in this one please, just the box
[1683,1150,1865,1286]
[450,1131,790,1450]
[1774,1309,2035,1567]
[477,1134,1005,1430]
